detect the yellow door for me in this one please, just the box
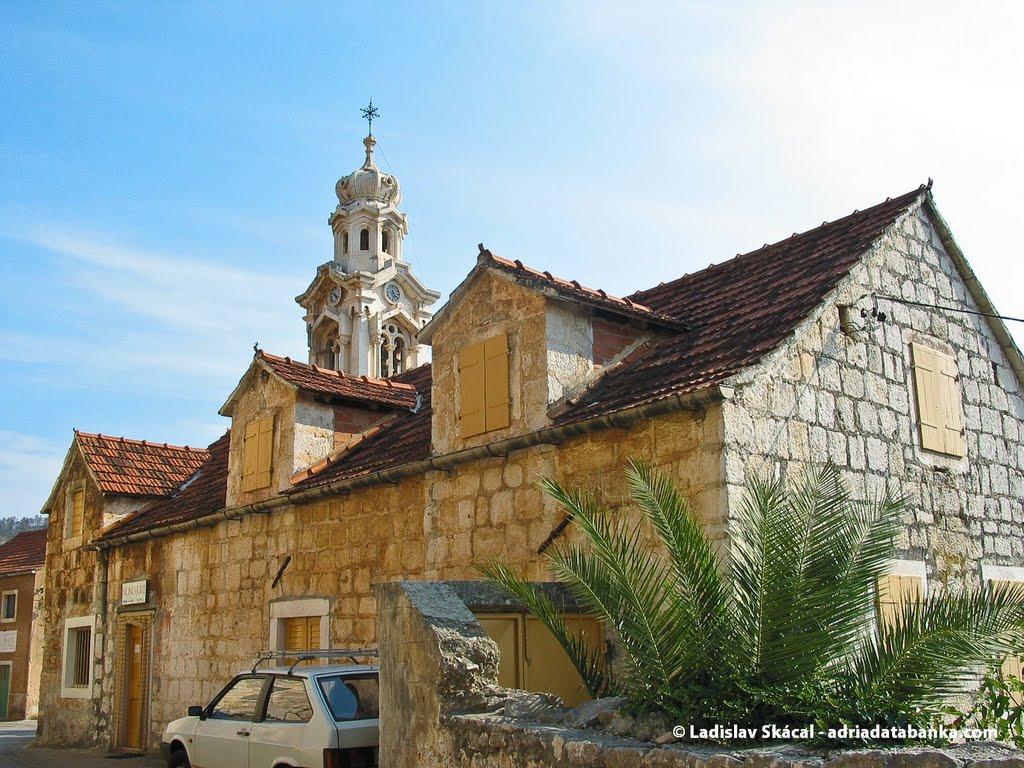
[125,624,144,749]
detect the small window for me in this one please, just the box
[66,489,85,539]
[265,677,313,722]
[381,229,390,253]
[359,228,369,251]
[209,676,266,720]
[241,415,274,492]
[342,231,349,254]
[910,343,965,457]
[318,674,379,721]
[61,616,96,698]
[0,591,15,621]
[459,333,511,438]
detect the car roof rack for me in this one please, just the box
[251,648,379,674]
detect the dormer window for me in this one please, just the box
[381,229,390,254]
[360,228,369,251]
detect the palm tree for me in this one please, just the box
[479,462,1024,737]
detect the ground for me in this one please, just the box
[0,721,164,768]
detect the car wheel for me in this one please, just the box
[169,748,191,768]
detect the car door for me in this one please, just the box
[193,675,268,768]
[247,675,316,768]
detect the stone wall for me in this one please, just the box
[721,205,1024,590]
[376,580,1024,768]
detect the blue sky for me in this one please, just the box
[2,1,1023,518]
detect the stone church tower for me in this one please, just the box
[296,130,440,377]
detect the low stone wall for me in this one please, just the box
[375,581,1024,768]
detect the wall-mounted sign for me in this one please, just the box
[121,580,148,606]
[0,630,16,653]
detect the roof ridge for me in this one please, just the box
[630,185,928,302]
[75,430,208,454]
[257,350,416,392]
[482,251,661,314]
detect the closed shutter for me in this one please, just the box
[911,344,943,453]
[877,573,924,628]
[71,490,85,538]
[284,616,321,667]
[937,351,965,456]
[484,333,511,431]
[242,415,274,491]
[459,341,486,437]
[990,580,1023,684]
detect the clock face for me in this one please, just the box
[328,286,343,306]
[384,282,401,303]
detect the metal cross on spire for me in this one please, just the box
[360,99,379,137]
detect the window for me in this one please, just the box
[910,342,965,457]
[876,561,926,629]
[318,674,379,721]
[982,565,1024,687]
[241,415,274,492]
[459,333,511,438]
[61,615,96,698]
[343,231,349,254]
[381,229,390,253]
[209,676,266,720]
[0,591,15,622]
[476,613,601,707]
[65,488,84,539]
[379,324,406,378]
[265,677,313,722]
[359,228,369,251]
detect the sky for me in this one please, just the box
[2,1,1023,519]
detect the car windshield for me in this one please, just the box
[317,673,379,721]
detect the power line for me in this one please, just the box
[874,295,1024,325]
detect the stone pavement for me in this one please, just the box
[0,720,165,768]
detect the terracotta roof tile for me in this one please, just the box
[76,432,209,497]
[257,351,419,410]
[0,528,47,575]
[554,187,926,423]
[99,432,230,540]
[481,250,688,331]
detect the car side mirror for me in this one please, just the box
[188,705,204,718]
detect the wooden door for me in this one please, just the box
[0,663,10,720]
[125,624,144,748]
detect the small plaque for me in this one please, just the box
[0,630,16,653]
[121,580,148,606]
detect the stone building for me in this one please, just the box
[34,131,1024,752]
[0,528,46,720]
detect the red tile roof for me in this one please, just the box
[479,250,688,331]
[0,529,47,575]
[76,432,209,497]
[99,432,230,541]
[257,351,419,410]
[554,187,926,423]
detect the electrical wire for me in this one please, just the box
[874,295,1024,325]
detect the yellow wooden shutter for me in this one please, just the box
[877,573,924,628]
[241,420,258,491]
[72,489,85,538]
[936,351,965,457]
[911,344,943,453]
[523,616,599,707]
[990,580,1024,685]
[255,415,274,489]
[459,341,486,437]
[484,333,510,431]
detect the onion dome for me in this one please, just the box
[335,135,401,206]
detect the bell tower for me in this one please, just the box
[295,103,440,378]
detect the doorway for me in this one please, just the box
[0,663,10,720]
[125,624,144,748]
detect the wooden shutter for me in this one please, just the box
[72,490,85,537]
[476,616,520,689]
[911,344,944,453]
[936,351,965,456]
[241,415,274,491]
[877,573,924,628]
[484,333,510,431]
[990,580,1024,684]
[459,341,486,437]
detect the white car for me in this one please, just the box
[161,659,379,768]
